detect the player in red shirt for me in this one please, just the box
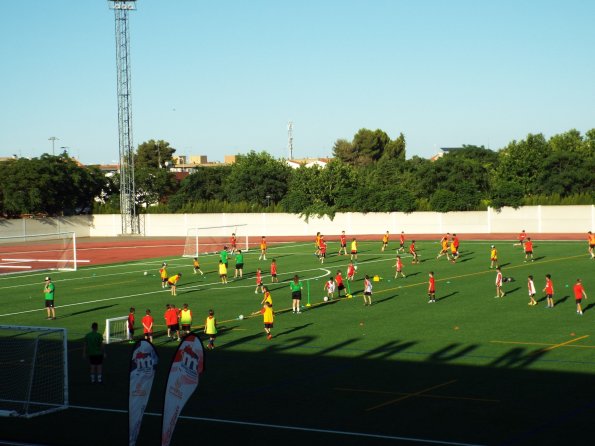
[573,278,587,315]
[142,309,154,343]
[515,230,527,247]
[543,274,554,308]
[270,259,278,283]
[347,262,356,281]
[319,239,327,264]
[394,255,406,279]
[254,268,264,294]
[230,233,238,255]
[398,231,406,253]
[495,267,505,298]
[428,272,436,303]
[127,307,135,343]
[338,231,347,256]
[335,270,346,297]
[409,240,419,264]
[524,238,534,262]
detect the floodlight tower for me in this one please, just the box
[109,0,139,235]
[287,121,294,160]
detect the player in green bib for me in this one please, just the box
[43,277,56,320]
[234,250,244,278]
[220,247,229,268]
[83,322,105,384]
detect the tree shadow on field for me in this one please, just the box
[438,291,458,301]
[64,305,118,318]
[275,323,312,338]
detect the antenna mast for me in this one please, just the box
[288,121,294,160]
[108,0,139,235]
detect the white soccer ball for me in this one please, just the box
[354,265,358,270]
[238,314,244,320]
[144,271,148,276]
[323,296,329,302]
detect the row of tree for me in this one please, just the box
[0,129,593,218]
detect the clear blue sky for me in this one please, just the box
[1,0,594,164]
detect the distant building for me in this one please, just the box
[286,157,332,169]
[429,147,465,162]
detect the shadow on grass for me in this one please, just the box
[438,291,459,301]
[506,287,521,295]
[458,257,474,263]
[582,302,595,313]
[373,294,397,305]
[64,304,118,318]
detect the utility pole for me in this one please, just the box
[48,136,59,156]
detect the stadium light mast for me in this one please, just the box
[288,121,294,160]
[108,0,139,235]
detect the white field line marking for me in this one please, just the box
[68,404,486,446]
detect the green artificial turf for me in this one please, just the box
[0,239,593,445]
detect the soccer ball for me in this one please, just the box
[143,271,148,276]
[323,296,329,302]
[238,314,244,320]
[354,265,358,270]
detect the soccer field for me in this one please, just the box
[0,238,594,446]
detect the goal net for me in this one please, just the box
[0,325,68,418]
[0,232,77,275]
[104,316,130,344]
[183,224,249,257]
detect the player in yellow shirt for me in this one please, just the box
[449,239,459,263]
[192,257,204,276]
[436,235,450,260]
[262,301,274,340]
[258,236,267,261]
[588,231,595,260]
[350,238,358,262]
[381,231,389,252]
[218,260,228,284]
[490,245,499,269]
[204,309,217,349]
[167,273,182,296]
[159,262,168,289]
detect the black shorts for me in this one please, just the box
[144,331,153,338]
[181,324,191,331]
[320,253,326,258]
[337,284,345,291]
[590,244,595,249]
[351,250,357,255]
[236,263,244,269]
[546,294,553,299]
[364,292,372,296]
[169,323,180,331]
[89,355,103,366]
[292,291,302,300]
[162,278,168,283]
[525,251,533,255]
[341,243,346,248]
[128,328,135,336]
[45,300,55,308]
[264,323,273,329]
[576,298,582,304]
[272,273,277,278]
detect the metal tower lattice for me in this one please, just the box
[288,121,294,160]
[109,0,139,234]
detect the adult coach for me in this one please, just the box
[43,277,56,320]
[83,322,105,384]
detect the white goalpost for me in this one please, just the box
[104,316,130,344]
[183,224,249,257]
[0,325,68,418]
[0,232,78,274]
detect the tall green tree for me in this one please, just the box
[168,166,231,211]
[135,139,176,169]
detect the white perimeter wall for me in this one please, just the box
[1,206,592,238]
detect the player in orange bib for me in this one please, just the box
[588,231,595,260]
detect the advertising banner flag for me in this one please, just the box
[129,340,159,446]
[161,334,205,446]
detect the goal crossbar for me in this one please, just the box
[183,224,249,257]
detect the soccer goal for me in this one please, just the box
[0,325,68,418]
[0,232,78,275]
[183,224,249,257]
[104,316,130,344]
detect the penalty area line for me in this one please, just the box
[69,404,486,446]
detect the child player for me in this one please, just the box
[495,268,505,298]
[347,261,356,281]
[319,238,327,264]
[193,257,204,276]
[167,273,182,296]
[543,274,554,308]
[142,309,154,343]
[270,259,278,283]
[490,245,499,269]
[204,309,217,349]
[338,230,347,256]
[218,261,228,284]
[428,272,436,303]
[324,277,335,300]
[524,237,534,262]
[588,231,595,260]
[527,275,537,306]
[254,267,264,294]
[180,303,193,336]
[436,235,450,260]
[258,236,267,261]
[394,255,406,279]
[398,231,406,253]
[335,270,346,297]
[574,278,587,315]
[127,307,135,343]
[262,301,274,340]
[363,275,373,306]
[350,238,358,262]
[159,262,168,289]
[409,240,419,264]
[449,238,459,263]
[315,232,322,257]
[230,233,238,256]
[381,231,389,252]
